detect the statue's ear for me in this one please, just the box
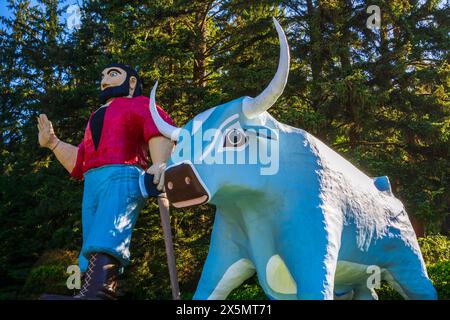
[129,76,137,96]
[129,76,137,90]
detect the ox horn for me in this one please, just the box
[149,81,181,141]
[242,17,290,119]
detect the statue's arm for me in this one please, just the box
[52,141,79,173]
[37,114,79,173]
[149,136,173,164]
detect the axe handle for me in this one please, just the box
[157,195,181,300]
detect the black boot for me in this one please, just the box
[40,253,120,300]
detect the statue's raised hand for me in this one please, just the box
[37,114,59,149]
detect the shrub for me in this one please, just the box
[376,282,403,300]
[418,235,450,265]
[227,276,267,300]
[21,250,78,299]
[428,260,450,300]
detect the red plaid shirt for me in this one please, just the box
[70,96,173,180]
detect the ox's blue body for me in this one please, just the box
[165,97,437,300]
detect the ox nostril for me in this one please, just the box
[167,181,174,190]
[185,177,191,185]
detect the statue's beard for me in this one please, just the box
[99,78,130,104]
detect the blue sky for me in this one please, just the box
[0,1,13,19]
[0,0,75,26]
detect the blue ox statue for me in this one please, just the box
[149,18,437,300]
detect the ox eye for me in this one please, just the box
[223,129,247,148]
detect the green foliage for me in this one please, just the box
[21,250,78,299]
[418,235,450,264]
[427,260,450,300]
[376,281,403,300]
[227,276,268,300]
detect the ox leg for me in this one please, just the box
[292,254,338,300]
[193,212,255,300]
[281,207,342,300]
[383,265,437,300]
[280,235,339,299]
[378,239,437,300]
[195,258,256,300]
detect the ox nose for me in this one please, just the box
[164,163,209,208]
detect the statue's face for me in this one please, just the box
[101,67,127,91]
[99,66,137,103]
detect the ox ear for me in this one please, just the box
[242,17,290,119]
[149,82,181,141]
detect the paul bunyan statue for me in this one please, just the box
[38,64,174,300]
[150,18,437,300]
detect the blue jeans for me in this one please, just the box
[78,165,146,272]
